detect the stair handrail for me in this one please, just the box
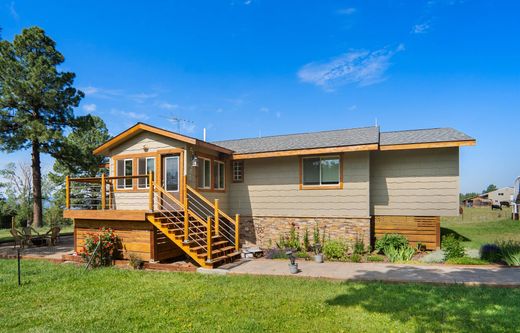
[186,185,237,225]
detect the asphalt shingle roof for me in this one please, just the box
[380,128,474,146]
[212,126,380,154]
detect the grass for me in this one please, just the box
[2,260,520,332]
[445,257,491,265]
[0,225,74,243]
[442,207,520,250]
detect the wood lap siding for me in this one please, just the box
[74,219,181,261]
[228,152,370,217]
[373,216,440,250]
[370,147,460,217]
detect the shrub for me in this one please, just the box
[498,241,520,266]
[367,255,385,262]
[275,224,302,251]
[353,236,366,255]
[445,257,490,265]
[384,245,415,263]
[442,234,465,260]
[480,243,502,263]
[303,227,310,251]
[349,253,362,263]
[375,234,409,253]
[81,227,117,267]
[323,240,348,260]
[128,254,144,270]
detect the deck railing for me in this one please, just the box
[66,173,240,254]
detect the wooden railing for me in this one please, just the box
[66,174,151,210]
[186,184,240,251]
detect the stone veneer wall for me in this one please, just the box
[239,216,371,249]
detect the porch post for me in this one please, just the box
[235,214,240,251]
[214,199,219,236]
[148,172,154,211]
[206,216,212,262]
[184,175,189,243]
[101,174,106,210]
[65,175,70,209]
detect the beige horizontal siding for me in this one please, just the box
[228,152,370,217]
[107,132,187,156]
[370,148,459,216]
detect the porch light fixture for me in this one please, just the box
[142,144,149,152]
[192,155,199,167]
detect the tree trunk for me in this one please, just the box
[32,141,43,228]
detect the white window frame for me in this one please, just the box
[137,157,156,189]
[116,158,134,190]
[232,161,244,183]
[302,155,341,187]
[214,160,225,190]
[198,157,211,189]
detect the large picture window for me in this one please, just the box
[116,159,133,189]
[302,156,341,187]
[197,157,211,189]
[138,157,155,189]
[213,160,225,190]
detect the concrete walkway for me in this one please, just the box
[227,259,520,286]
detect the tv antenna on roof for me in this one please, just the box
[169,116,194,133]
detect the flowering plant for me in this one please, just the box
[81,227,118,267]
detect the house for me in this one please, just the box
[64,123,475,267]
[483,187,514,205]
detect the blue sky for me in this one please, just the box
[1,0,519,193]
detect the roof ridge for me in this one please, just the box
[212,125,378,143]
[381,127,451,134]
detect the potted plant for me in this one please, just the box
[286,250,299,274]
[313,223,324,263]
[314,243,324,263]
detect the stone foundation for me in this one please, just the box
[239,216,371,249]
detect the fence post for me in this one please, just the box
[65,176,70,209]
[214,199,219,236]
[101,174,106,210]
[184,176,189,243]
[148,172,154,211]
[206,216,212,262]
[235,214,240,252]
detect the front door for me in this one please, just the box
[162,155,181,209]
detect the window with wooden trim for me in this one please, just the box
[138,157,155,189]
[197,157,211,189]
[232,161,244,183]
[213,160,225,190]
[116,159,133,189]
[302,156,341,187]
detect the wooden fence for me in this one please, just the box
[373,215,440,250]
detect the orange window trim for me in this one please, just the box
[299,154,344,190]
[195,152,227,193]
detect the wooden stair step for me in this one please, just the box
[207,251,241,264]
[191,240,227,251]
[197,246,236,258]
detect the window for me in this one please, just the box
[138,157,155,189]
[232,161,244,183]
[116,159,133,189]
[214,161,225,190]
[302,156,340,187]
[197,157,211,189]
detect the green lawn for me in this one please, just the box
[0,225,74,243]
[1,260,520,332]
[442,207,520,249]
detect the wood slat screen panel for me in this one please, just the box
[373,215,440,250]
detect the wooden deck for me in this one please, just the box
[63,209,148,221]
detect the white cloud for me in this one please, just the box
[216,108,224,113]
[337,7,356,15]
[347,105,357,111]
[259,107,269,113]
[9,2,19,20]
[275,112,281,118]
[111,109,149,120]
[130,93,159,103]
[82,103,97,113]
[158,102,178,110]
[412,22,430,34]
[82,86,99,96]
[297,44,404,90]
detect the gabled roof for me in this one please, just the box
[212,126,379,154]
[93,122,476,159]
[93,122,233,155]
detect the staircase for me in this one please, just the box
[145,182,241,268]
